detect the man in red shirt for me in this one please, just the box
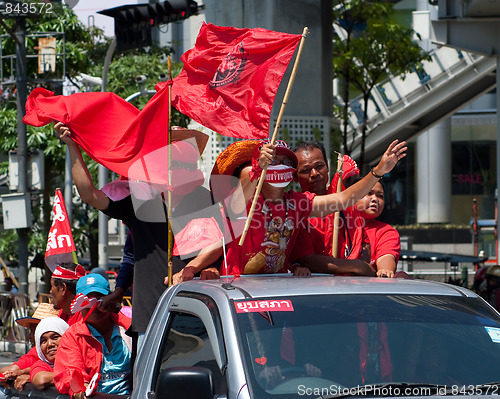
[292,142,400,277]
[50,263,85,325]
[293,143,368,254]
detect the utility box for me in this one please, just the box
[9,150,45,191]
[1,193,32,229]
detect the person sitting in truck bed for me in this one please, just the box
[346,177,401,278]
[54,274,132,399]
[28,317,69,391]
[50,263,85,325]
[0,303,60,393]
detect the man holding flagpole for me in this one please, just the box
[288,142,376,276]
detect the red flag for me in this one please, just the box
[172,23,301,139]
[45,189,77,272]
[23,83,170,184]
[341,155,360,179]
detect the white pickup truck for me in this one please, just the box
[6,275,500,399]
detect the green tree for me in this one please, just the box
[332,0,430,171]
[0,6,105,271]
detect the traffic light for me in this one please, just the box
[98,0,202,51]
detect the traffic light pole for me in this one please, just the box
[97,38,117,271]
[15,17,29,294]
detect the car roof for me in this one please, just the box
[176,274,478,301]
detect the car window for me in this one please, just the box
[155,312,227,395]
[234,294,500,397]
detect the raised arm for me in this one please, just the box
[309,140,407,217]
[54,122,109,211]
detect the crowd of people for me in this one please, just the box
[0,121,407,397]
[1,271,132,398]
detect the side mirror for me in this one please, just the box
[155,366,214,399]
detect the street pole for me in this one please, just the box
[64,148,72,223]
[15,17,29,294]
[97,38,116,271]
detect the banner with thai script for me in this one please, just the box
[45,189,76,271]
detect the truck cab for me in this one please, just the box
[134,275,500,399]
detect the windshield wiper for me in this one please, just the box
[318,382,444,399]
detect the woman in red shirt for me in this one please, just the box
[29,317,69,390]
[354,180,401,278]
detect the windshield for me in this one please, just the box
[233,294,500,397]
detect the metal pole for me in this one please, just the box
[15,17,29,295]
[65,148,72,223]
[96,38,116,271]
[98,167,108,270]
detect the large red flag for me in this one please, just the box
[172,23,301,139]
[45,189,77,272]
[23,83,170,184]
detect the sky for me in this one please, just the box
[72,0,137,37]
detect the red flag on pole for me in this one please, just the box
[172,23,302,139]
[23,83,171,184]
[45,189,77,272]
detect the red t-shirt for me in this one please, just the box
[289,175,366,261]
[58,309,83,326]
[364,219,401,266]
[29,360,53,381]
[290,206,367,261]
[223,190,315,276]
[14,347,39,369]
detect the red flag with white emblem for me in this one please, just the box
[45,189,77,271]
[172,23,301,139]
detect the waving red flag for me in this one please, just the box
[172,23,301,139]
[23,83,170,183]
[45,189,77,271]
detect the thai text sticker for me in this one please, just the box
[235,300,294,313]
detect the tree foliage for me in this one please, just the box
[332,0,431,171]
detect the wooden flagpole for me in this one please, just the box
[167,56,174,286]
[239,27,309,246]
[331,153,343,258]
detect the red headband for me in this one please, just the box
[53,265,86,280]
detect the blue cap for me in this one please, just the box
[76,273,110,296]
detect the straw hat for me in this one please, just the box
[210,140,260,202]
[171,127,209,155]
[16,303,59,328]
[210,139,298,202]
[211,140,261,178]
